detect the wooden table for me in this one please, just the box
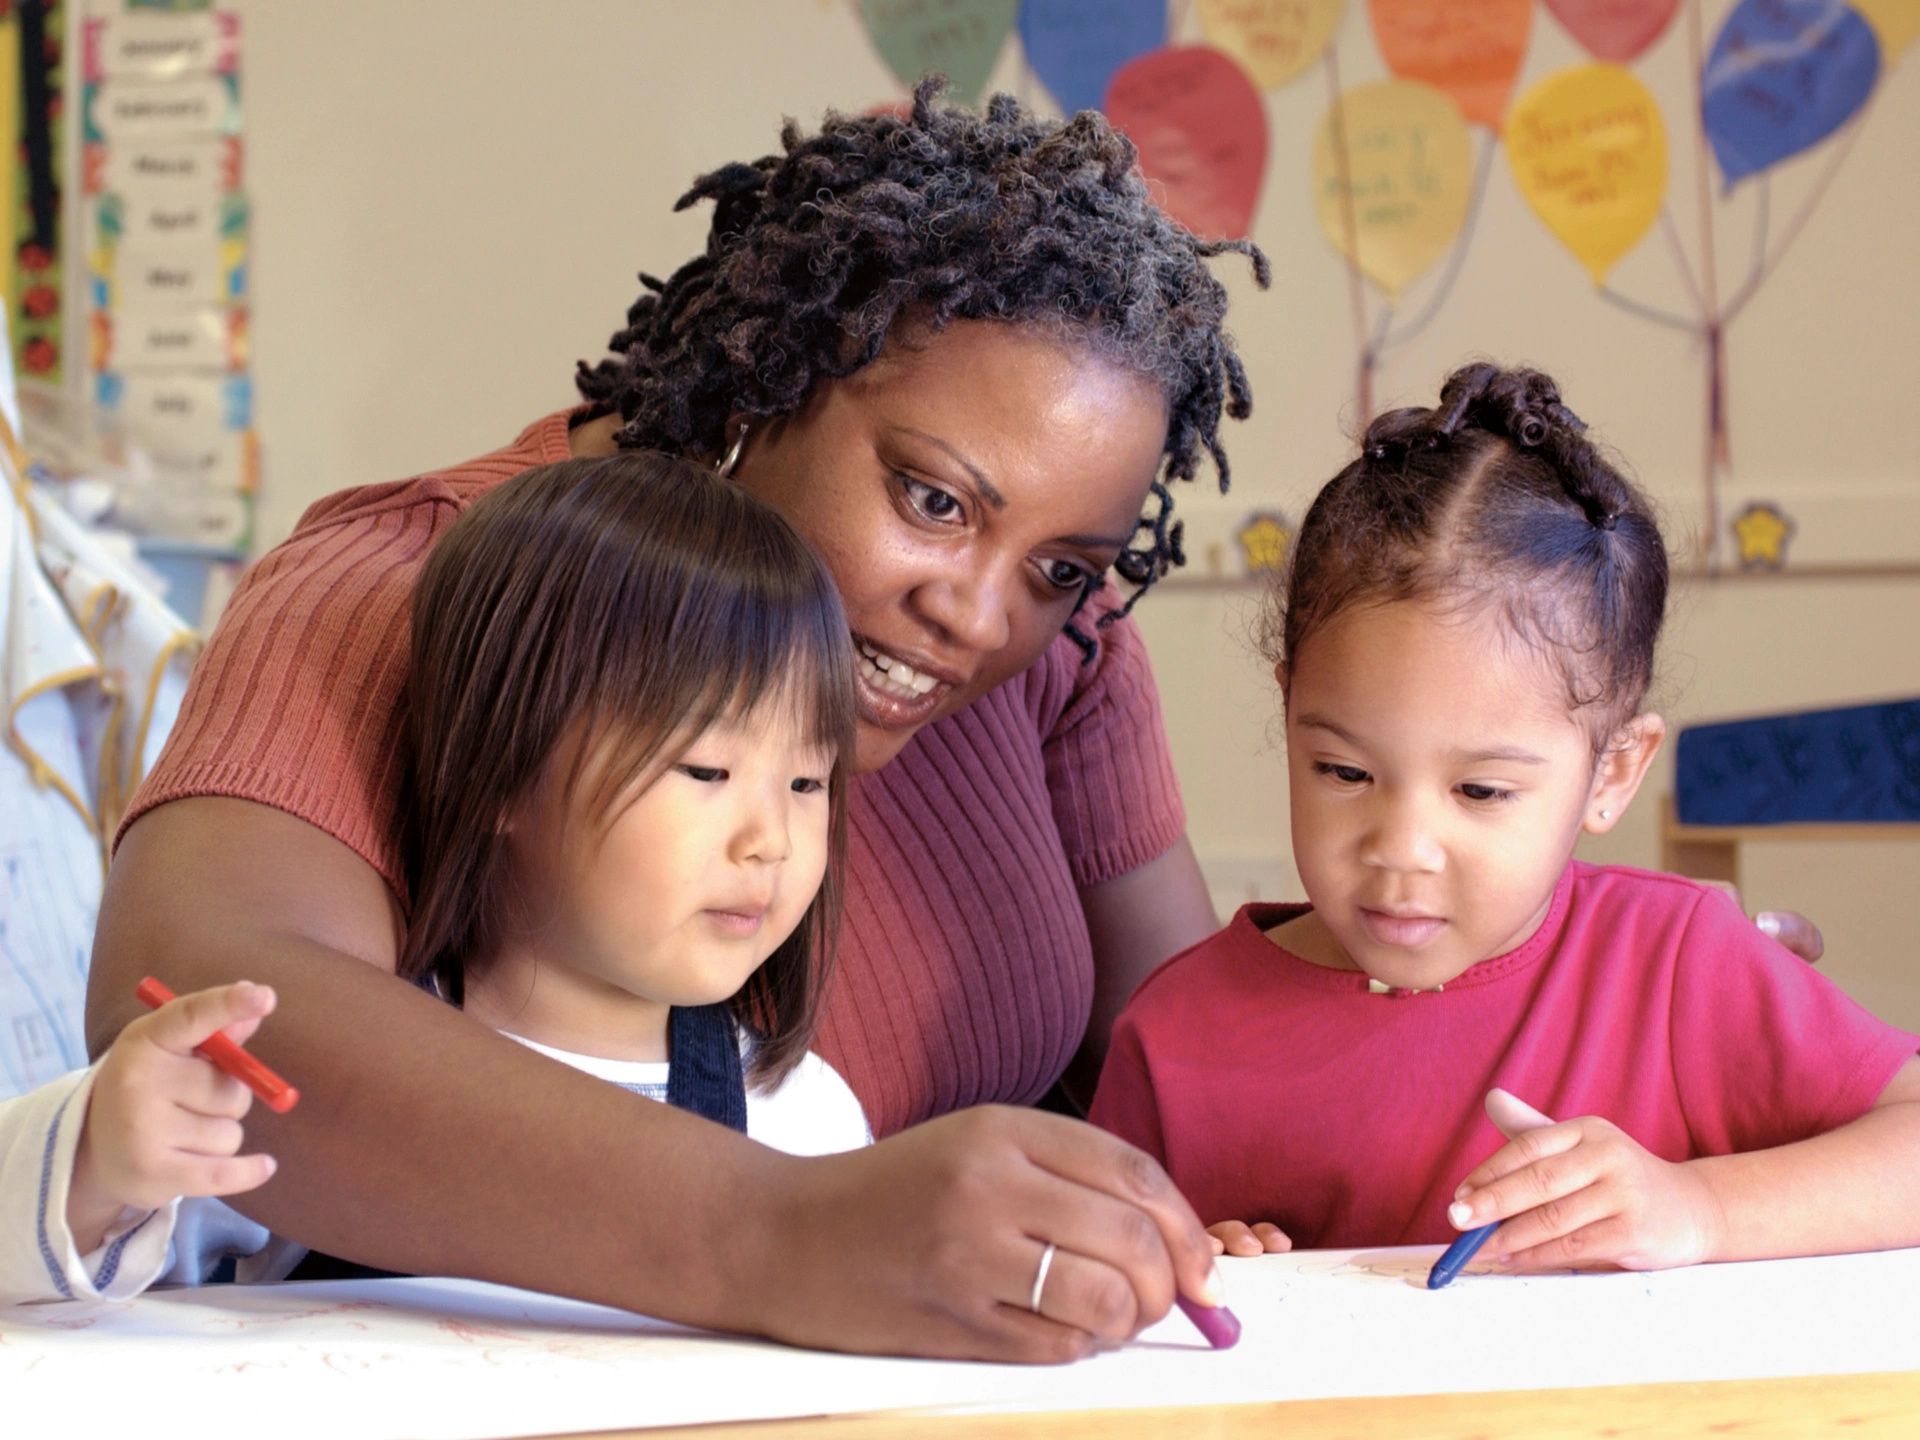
[584,1369,1920,1439]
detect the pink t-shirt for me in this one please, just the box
[122,411,1186,1140]
[1090,862,1919,1248]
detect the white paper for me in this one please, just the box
[88,75,236,142]
[109,372,235,452]
[4,1246,1917,1438]
[88,13,234,82]
[110,305,230,372]
[97,138,235,196]
[111,191,227,249]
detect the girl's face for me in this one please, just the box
[472,697,833,1059]
[1281,599,1634,992]
[733,320,1169,773]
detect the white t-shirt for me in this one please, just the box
[505,1032,872,1157]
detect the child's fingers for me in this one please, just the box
[1480,1180,1616,1261]
[1452,1120,1583,1200]
[1451,1132,1599,1231]
[1495,1208,1630,1272]
[1250,1222,1292,1254]
[140,981,277,1058]
[1205,1221,1267,1257]
[168,1112,249,1160]
[142,1050,256,1120]
[172,1151,278,1201]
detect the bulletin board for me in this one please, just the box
[847,1,1920,581]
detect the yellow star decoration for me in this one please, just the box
[1236,511,1293,576]
[1731,501,1794,571]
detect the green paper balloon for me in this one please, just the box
[859,0,1020,105]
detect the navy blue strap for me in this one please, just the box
[666,1003,749,1133]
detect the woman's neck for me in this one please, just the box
[567,411,624,459]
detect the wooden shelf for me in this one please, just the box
[1660,795,1920,888]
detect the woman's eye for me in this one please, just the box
[1459,783,1516,804]
[1315,762,1370,785]
[791,776,827,795]
[902,477,962,523]
[678,764,726,783]
[1041,558,1090,592]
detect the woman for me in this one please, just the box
[89,81,1253,1363]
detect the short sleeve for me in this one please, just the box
[115,497,453,901]
[1088,1010,1170,1166]
[114,410,579,903]
[1033,592,1186,889]
[1669,888,1920,1155]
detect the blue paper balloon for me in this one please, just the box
[1701,0,1880,188]
[1019,0,1166,117]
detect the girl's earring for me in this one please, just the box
[717,424,750,479]
[1598,808,1612,821]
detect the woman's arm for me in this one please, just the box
[1062,836,1219,1109]
[87,798,1220,1360]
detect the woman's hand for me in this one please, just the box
[758,1105,1224,1363]
[1205,1219,1292,1257]
[1449,1089,1722,1273]
[1697,881,1825,963]
[69,981,281,1254]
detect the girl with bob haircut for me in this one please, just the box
[1095,363,1920,1273]
[3,452,866,1302]
[399,449,861,1133]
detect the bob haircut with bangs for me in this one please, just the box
[399,450,856,1086]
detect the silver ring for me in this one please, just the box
[1028,1242,1057,1315]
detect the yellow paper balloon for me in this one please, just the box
[1198,0,1348,89]
[1506,64,1667,285]
[1312,80,1473,301]
[1852,0,1920,60]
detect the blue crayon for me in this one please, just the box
[1427,1222,1498,1290]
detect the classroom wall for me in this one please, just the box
[226,1,1920,1025]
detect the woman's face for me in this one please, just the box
[733,321,1170,773]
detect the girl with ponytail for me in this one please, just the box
[1092,364,1920,1274]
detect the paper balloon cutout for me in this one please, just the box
[858,0,1018,105]
[1106,47,1269,239]
[1370,0,1532,129]
[1194,0,1347,90]
[1702,0,1881,188]
[1852,0,1920,61]
[1507,64,1667,284]
[1544,0,1682,62]
[1020,0,1164,116]
[1311,80,1473,300]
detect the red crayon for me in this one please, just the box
[136,976,301,1114]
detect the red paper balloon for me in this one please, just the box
[1105,46,1269,240]
[1544,0,1681,63]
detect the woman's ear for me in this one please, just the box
[1584,713,1667,835]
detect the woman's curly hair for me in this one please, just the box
[577,75,1269,651]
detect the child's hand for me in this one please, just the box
[1205,1220,1292,1257]
[1449,1088,1723,1272]
[67,982,283,1254]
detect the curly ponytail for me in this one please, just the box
[1265,362,1669,748]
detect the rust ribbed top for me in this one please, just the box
[120,411,1186,1136]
